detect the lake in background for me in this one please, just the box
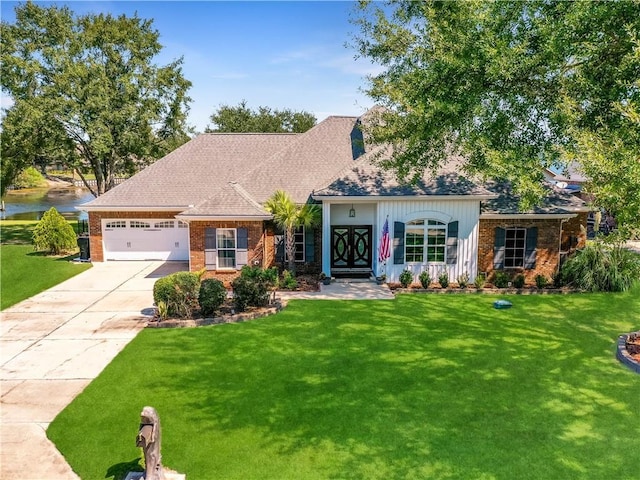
[1,187,95,221]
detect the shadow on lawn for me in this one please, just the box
[105,458,142,480]
[146,292,639,478]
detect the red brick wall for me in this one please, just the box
[478,216,585,284]
[190,220,269,285]
[88,211,183,262]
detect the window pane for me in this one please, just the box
[504,228,526,267]
[406,229,424,262]
[218,249,236,268]
[217,229,236,249]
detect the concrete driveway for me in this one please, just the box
[0,261,187,480]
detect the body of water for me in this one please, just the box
[1,187,95,221]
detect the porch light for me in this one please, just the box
[349,204,356,217]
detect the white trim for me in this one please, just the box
[176,215,272,221]
[78,205,193,212]
[312,194,497,202]
[480,213,578,219]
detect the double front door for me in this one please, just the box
[331,226,372,269]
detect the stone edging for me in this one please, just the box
[146,300,285,328]
[392,287,580,295]
[616,332,640,374]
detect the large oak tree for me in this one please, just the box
[1,2,192,197]
[206,100,316,133]
[353,0,640,239]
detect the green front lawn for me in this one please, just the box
[1,221,91,309]
[49,290,640,479]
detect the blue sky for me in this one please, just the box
[1,1,381,132]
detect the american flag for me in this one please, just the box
[378,218,391,263]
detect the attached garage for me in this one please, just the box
[102,219,189,261]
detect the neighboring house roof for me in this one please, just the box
[481,181,589,217]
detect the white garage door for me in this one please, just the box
[103,219,189,261]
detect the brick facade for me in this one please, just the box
[189,220,269,285]
[478,215,586,284]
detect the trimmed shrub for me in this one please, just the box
[535,274,548,289]
[152,271,201,318]
[399,269,413,288]
[493,271,509,288]
[561,242,640,292]
[281,270,298,290]
[32,207,77,254]
[198,278,227,316]
[419,271,431,289]
[14,166,46,189]
[438,271,449,288]
[513,274,526,289]
[231,266,277,312]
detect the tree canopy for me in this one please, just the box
[353,0,640,239]
[0,2,192,197]
[206,100,316,133]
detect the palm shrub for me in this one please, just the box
[153,271,202,318]
[457,272,470,288]
[198,278,227,316]
[32,207,77,254]
[419,271,431,288]
[399,269,413,288]
[264,190,320,274]
[561,242,640,292]
[473,274,486,289]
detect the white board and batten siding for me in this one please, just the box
[102,219,189,261]
[376,199,481,284]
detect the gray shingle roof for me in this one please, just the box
[178,182,271,218]
[312,155,495,197]
[82,132,298,209]
[481,181,589,215]
[81,111,587,217]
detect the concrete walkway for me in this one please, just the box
[279,278,394,300]
[0,261,186,480]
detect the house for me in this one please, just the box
[80,113,588,285]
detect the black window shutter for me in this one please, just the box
[446,221,459,265]
[274,234,285,264]
[524,227,538,269]
[236,227,248,269]
[393,221,405,265]
[205,228,217,249]
[493,227,506,269]
[304,227,314,262]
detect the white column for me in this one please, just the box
[322,201,331,275]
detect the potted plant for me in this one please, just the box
[319,272,331,285]
[376,273,387,285]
